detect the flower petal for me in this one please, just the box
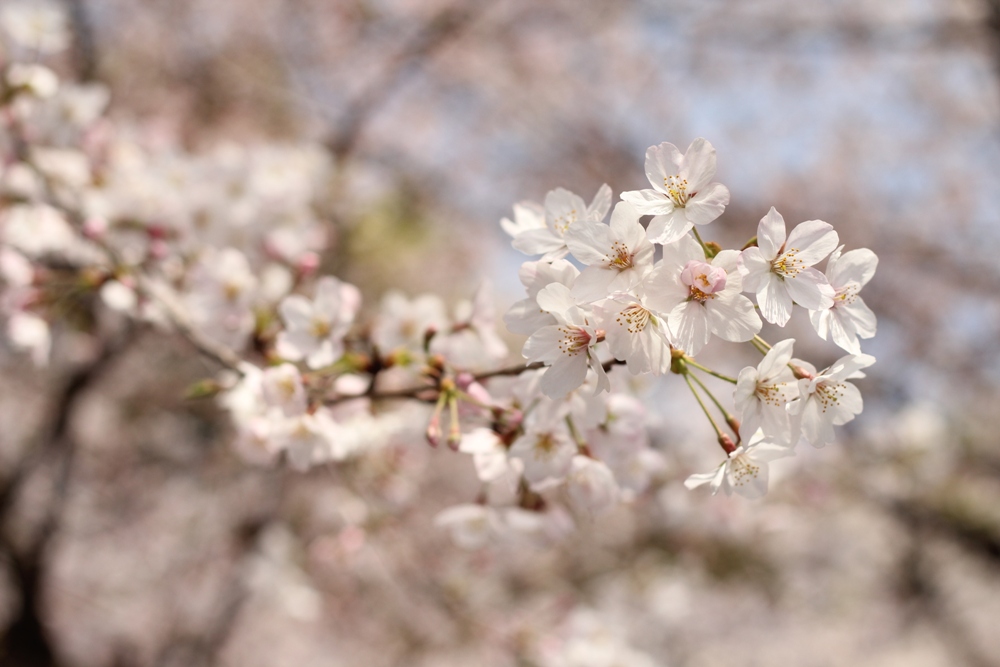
[757,207,786,260]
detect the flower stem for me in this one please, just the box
[691,227,711,258]
[685,358,737,384]
[688,371,735,424]
[683,373,723,440]
[751,335,771,356]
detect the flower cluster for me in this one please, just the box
[0,1,878,553]
[502,138,878,502]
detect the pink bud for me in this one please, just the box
[297,252,320,277]
[82,216,108,240]
[680,260,727,294]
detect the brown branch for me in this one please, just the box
[325,358,625,405]
[325,3,482,161]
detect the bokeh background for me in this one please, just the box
[4,0,1000,665]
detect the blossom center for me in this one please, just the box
[663,175,690,208]
[551,208,578,236]
[534,433,557,458]
[615,303,652,334]
[770,248,805,278]
[814,381,845,413]
[755,381,786,406]
[606,240,634,271]
[729,453,762,487]
[311,317,333,338]
[557,326,591,356]
[834,283,860,307]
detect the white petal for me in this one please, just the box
[565,222,615,266]
[535,283,579,322]
[512,228,565,256]
[684,465,725,492]
[757,207,786,260]
[758,338,795,380]
[785,220,838,266]
[620,189,674,216]
[686,182,729,226]
[669,301,711,355]
[570,266,618,303]
[784,267,835,310]
[829,247,878,288]
[737,247,770,292]
[279,295,313,330]
[646,212,694,245]
[680,137,717,191]
[842,298,877,339]
[587,183,613,221]
[758,274,793,326]
[539,355,589,399]
[706,294,761,342]
[645,141,684,193]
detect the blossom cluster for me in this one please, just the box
[501,137,877,503]
[0,0,877,554]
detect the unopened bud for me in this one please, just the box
[297,252,320,276]
[425,416,441,448]
[791,364,813,380]
[718,432,737,454]
[82,216,108,240]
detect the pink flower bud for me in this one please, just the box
[680,260,727,295]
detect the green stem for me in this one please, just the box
[691,227,711,258]
[685,358,737,384]
[683,373,724,440]
[688,371,735,424]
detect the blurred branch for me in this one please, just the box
[325,3,482,162]
[61,0,99,81]
[0,327,135,667]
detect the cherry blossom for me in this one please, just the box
[788,353,875,448]
[276,276,361,369]
[738,207,838,326]
[684,431,793,499]
[734,338,800,444]
[508,185,612,260]
[620,138,730,244]
[522,283,610,399]
[565,455,620,516]
[565,200,654,302]
[503,259,580,336]
[809,246,878,354]
[644,236,761,355]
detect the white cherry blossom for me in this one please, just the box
[372,290,448,354]
[620,138,730,244]
[261,363,308,417]
[565,455,619,516]
[0,1,70,53]
[522,283,610,399]
[734,338,799,444]
[503,259,580,336]
[809,246,878,354]
[509,184,612,260]
[434,504,502,550]
[644,236,761,355]
[509,407,578,488]
[684,431,793,499]
[788,353,875,448]
[565,201,654,302]
[600,288,672,376]
[738,207,838,326]
[276,276,361,369]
